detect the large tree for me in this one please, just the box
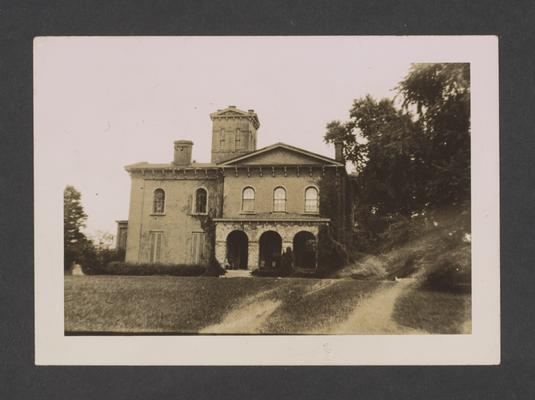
[397,63,470,205]
[325,63,470,220]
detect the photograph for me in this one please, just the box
[34,36,499,364]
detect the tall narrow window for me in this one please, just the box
[235,129,241,149]
[273,187,287,212]
[220,128,225,148]
[195,188,207,214]
[191,231,206,265]
[153,189,165,214]
[305,187,319,213]
[242,187,255,212]
[149,231,163,263]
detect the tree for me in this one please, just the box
[64,185,89,271]
[397,63,470,206]
[325,96,425,217]
[325,63,470,218]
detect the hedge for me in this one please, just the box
[100,262,207,276]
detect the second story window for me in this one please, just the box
[195,188,207,214]
[242,187,255,212]
[273,187,287,212]
[305,187,319,213]
[153,188,165,214]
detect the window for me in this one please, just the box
[191,232,206,265]
[149,231,163,263]
[195,188,207,214]
[235,129,241,149]
[153,189,165,214]
[220,128,225,148]
[242,187,255,212]
[273,187,287,212]
[305,187,319,213]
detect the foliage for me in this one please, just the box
[98,262,206,276]
[202,255,226,277]
[397,63,470,206]
[325,63,470,252]
[317,226,348,273]
[64,185,89,271]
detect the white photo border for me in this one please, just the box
[34,35,499,365]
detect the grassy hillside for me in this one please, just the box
[334,205,471,291]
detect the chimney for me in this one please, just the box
[173,140,193,165]
[334,140,344,163]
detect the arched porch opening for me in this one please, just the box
[226,230,248,269]
[259,231,282,269]
[293,231,317,268]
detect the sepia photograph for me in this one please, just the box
[34,36,499,364]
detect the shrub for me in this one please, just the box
[100,262,206,276]
[317,226,348,274]
[202,255,226,277]
[422,247,471,293]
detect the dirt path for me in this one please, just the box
[327,278,426,334]
[199,286,285,334]
[200,278,426,335]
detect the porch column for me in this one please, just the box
[248,241,259,270]
[215,240,227,266]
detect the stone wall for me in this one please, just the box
[214,220,324,269]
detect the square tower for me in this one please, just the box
[210,106,260,164]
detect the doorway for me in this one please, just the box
[259,231,282,269]
[226,230,248,269]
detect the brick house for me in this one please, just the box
[119,106,353,271]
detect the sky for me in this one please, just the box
[35,37,415,238]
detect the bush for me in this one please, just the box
[99,262,206,276]
[202,256,226,277]
[317,226,348,274]
[422,254,471,293]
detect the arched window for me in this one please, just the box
[304,187,319,213]
[195,188,207,214]
[153,188,165,214]
[273,187,287,212]
[242,187,255,212]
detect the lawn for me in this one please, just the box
[64,275,384,334]
[392,286,471,334]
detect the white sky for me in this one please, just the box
[35,37,414,237]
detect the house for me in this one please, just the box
[119,106,353,270]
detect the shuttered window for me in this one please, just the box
[149,231,163,263]
[191,232,205,265]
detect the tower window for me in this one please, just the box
[273,187,287,212]
[153,188,165,214]
[235,128,241,149]
[242,187,255,212]
[195,188,208,214]
[305,187,319,213]
[220,128,225,148]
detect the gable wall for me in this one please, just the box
[231,147,328,165]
